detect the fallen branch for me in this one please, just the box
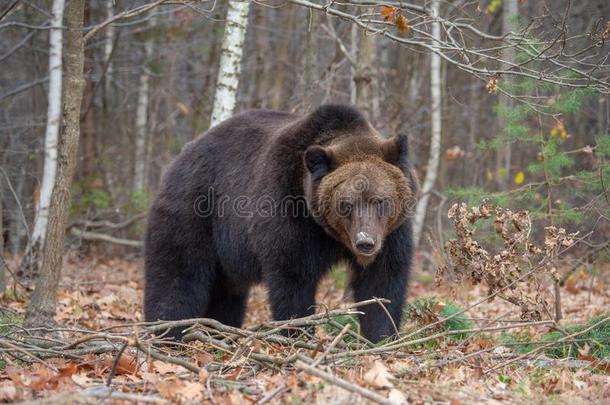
[69,228,142,247]
[295,360,395,405]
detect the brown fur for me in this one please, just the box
[144,104,418,343]
[306,135,417,265]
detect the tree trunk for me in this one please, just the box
[25,0,86,328]
[254,5,272,109]
[354,23,378,123]
[80,4,96,181]
[269,5,295,110]
[496,0,518,190]
[103,0,114,96]
[303,9,320,111]
[413,0,442,248]
[210,0,250,127]
[350,24,358,105]
[0,190,4,294]
[21,0,65,278]
[133,21,155,192]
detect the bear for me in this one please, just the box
[143,104,419,343]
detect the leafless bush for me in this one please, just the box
[436,202,577,321]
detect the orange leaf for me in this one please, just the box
[395,14,410,33]
[58,361,78,378]
[381,6,396,21]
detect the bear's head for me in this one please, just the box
[304,132,419,266]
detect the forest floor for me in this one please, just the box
[0,254,609,404]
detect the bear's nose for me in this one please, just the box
[355,232,375,254]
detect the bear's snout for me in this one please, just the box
[355,232,376,254]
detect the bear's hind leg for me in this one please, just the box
[205,283,249,328]
[144,248,216,340]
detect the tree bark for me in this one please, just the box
[496,0,518,190]
[133,19,155,192]
[25,0,86,328]
[354,24,378,123]
[303,8,320,111]
[413,0,442,248]
[0,190,4,293]
[269,5,295,110]
[103,0,115,96]
[21,0,65,278]
[210,0,250,127]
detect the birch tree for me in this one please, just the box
[25,0,86,328]
[413,0,442,248]
[210,0,250,127]
[133,18,155,192]
[103,0,115,95]
[21,0,65,277]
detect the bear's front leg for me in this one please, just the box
[266,271,318,336]
[350,225,412,343]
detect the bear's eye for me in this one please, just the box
[372,198,390,216]
[338,200,353,217]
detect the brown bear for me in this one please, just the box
[144,104,419,342]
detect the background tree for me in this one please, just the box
[25,0,86,328]
[20,0,65,278]
[210,0,250,127]
[413,0,442,247]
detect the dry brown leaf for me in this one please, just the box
[0,381,18,402]
[152,360,180,375]
[395,14,409,33]
[388,388,408,404]
[363,361,394,389]
[381,6,396,21]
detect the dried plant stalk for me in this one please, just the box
[437,202,577,321]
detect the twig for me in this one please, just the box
[69,228,143,247]
[258,384,288,405]
[106,341,129,386]
[295,360,395,405]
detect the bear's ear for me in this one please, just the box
[304,145,333,181]
[382,133,409,172]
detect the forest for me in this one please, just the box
[0,0,609,403]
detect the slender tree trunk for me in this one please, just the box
[269,5,294,110]
[354,25,378,122]
[133,21,155,192]
[25,0,86,328]
[303,9,319,111]
[103,0,114,95]
[210,0,250,127]
[350,24,358,105]
[413,0,442,248]
[21,0,65,277]
[8,134,27,256]
[496,0,518,190]
[254,5,272,109]
[466,80,481,185]
[81,4,96,180]
[0,192,4,294]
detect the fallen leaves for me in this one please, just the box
[363,361,394,389]
[6,361,77,392]
[157,378,205,403]
[0,255,608,404]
